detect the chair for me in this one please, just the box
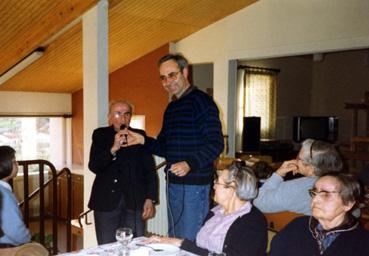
[0,242,48,256]
[215,157,238,170]
[342,136,369,172]
[264,211,303,232]
[71,209,93,251]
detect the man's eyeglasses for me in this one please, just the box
[308,188,341,199]
[159,71,180,83]
[113,111,131,118]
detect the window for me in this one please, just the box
[236,66,278,150]
[244,69,277,139]
[0,117,70,173]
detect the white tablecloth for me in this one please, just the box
[58,237,198,256]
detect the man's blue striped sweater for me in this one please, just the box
[145,87,224,185]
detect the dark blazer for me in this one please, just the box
[88,126,157,211]
[270,216,369,256]
[180,206,268,256]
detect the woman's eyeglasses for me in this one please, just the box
[308,188,341,199]
[213,179,235,189]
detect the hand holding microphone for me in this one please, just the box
[111,124,129,154]
[120,124,129,145]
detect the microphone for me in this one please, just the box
[120,124,128,145]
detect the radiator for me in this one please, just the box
[147,157,168,236]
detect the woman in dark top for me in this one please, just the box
[270,172,369,256]
[146,161,268,256]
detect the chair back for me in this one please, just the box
[264,211,303,231]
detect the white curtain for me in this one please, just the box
[244,70,277,139]
[235,69,245,152]
[236,67,277,150]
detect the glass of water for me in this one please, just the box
[116,227,133,254]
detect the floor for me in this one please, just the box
[28,218,83,254]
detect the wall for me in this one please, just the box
[71,44,169,164]
[174,0,369,154]
[311,49,369,142]
[0,91,71,115]
[72,90,83,165]
[109,44,169,137]
[191,63,214,93]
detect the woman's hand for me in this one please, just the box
[145,235,183,247]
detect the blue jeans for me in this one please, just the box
[167,183,210,241]
[94,196,144,245]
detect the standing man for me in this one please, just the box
[88,100,157,244]
[126,54,224,241]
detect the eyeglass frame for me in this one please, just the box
[308,188,341,199]
[309,140,317,159]
[213,178,235,189]
[159,70,181,83]
[112,111,132,118]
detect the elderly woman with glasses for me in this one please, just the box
[270,172,369,256]
[146,162,267,256]
[253,139,343,215]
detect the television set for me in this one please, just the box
[293,116,338,143]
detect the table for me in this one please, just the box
[58,237,198,256]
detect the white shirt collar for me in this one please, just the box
[0,180,12,191]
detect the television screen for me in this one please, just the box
[293,116,338,143]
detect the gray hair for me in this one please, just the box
[108,100,134,114]
[300,139,343,176]
[317,172,361,206]
[158,53,188,71]
[224,162,258,201]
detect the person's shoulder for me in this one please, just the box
[238,206,267,226]
[93,126,114,134]
[189,88,212,101]
[353,225,369,239]
[129,127,146,136]
[284,176,317,187]
[283,215,309,230]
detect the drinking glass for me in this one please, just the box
[116,227,133,254]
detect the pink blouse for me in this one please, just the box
[195,202,252,253]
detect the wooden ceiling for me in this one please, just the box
[0,0,256,93]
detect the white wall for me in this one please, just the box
[0,91,71,115]
[174,0,369,151]
[311,49,369,142]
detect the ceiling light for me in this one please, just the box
[0,48,45,85]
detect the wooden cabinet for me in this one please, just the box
[57,173,84,220]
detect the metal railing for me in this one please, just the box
[17,160,72,254]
